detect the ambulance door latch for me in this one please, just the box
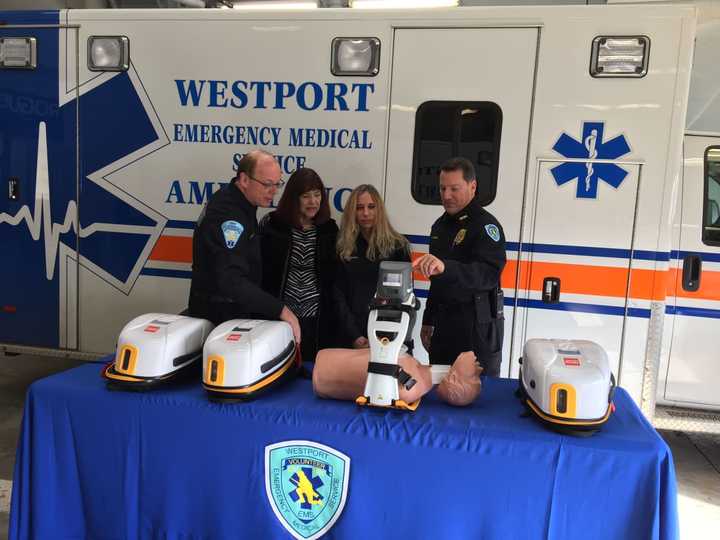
[682,255,702,292]
[542,277,561,304]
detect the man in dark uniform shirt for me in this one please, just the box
[188,149,301,343]
[413,157,506,376]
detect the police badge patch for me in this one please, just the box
[221,220,243,249]
[453,228,467,246]
[265,440,350,540]
[485,224,501,242]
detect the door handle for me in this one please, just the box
[682,255,702,292]
[542,277,561,303]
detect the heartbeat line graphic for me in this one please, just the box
[0,121,159,281]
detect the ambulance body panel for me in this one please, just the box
[1,4,716,419]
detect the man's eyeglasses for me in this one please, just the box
[247,174,285,190]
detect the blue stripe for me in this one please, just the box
[526,243,631,259]
[632,250,670,262]
[405,234,429,245]
[627,307,653,318]
[405,235,672,261]
[666,305,720,319]
[141,268,191,279]
[515,298,651,318]
[166,220,196,230]
[671,250,720,263]
[414,292,650,318]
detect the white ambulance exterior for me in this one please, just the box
[0,3,717,428]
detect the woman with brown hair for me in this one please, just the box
[260,167,338,362]
[334,184,411,348]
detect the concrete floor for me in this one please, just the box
[0,354,719,540]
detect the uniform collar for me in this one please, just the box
[441,197,481,223]
[228,180,256,212]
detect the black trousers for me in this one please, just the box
[299,316,319,364]
[429,304,503,377]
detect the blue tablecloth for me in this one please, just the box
[9,362,678,540]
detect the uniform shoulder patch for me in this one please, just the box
[221,220,244,249]
[485,224,501,242]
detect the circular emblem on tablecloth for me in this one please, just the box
[265,440,350,540]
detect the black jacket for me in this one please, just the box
[422,198,506,327]
[259,212,339,345]
[333,235,411,346]
[188,183,283,325]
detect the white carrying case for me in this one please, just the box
[202,319,298,401]
[104,313,214,389]
[519,339,616,433]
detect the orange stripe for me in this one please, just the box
[411,252,680,302]
[523,261,630,298]
[149,236,192,263]
[149,242,720,302]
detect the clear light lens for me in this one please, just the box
[592,37,648,77]
[89,36,128,71]
[91,38,122,68]
[332,38,379,76]
[0,38,36,69]
[338,40,372,72]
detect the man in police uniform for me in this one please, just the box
[188,149,301,343]
[413,157,506,376]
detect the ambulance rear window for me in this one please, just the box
[411,101,502,206]
[703,146,720,246]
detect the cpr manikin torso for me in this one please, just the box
[313,349,482,407]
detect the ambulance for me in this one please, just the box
[0,1,717,430]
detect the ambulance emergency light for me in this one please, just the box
[88,36,129,72]
[0,38,36,69]
[590,36,649,78]
[331,38,380,76]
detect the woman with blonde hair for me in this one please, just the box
[334,184,411,348]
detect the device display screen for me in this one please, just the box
[382,272,402,287]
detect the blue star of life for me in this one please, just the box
[550,122,631,199]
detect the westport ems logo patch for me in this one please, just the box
[265,440,350,540]
[221,220,243,249]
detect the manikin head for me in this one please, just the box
[437,351,483,406]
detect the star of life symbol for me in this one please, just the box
[550,122,631,198]
[265,440,350,540]
[0,67,167,293]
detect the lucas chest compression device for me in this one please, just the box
[356,261,421,411]
[518,339,616,435]
[202,319,299,402]
[103,313,214,390]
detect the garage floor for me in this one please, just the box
[1,353,719,540]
